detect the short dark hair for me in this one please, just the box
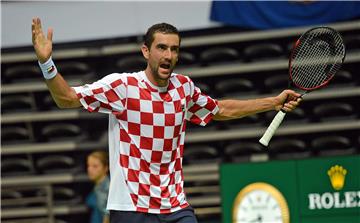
[144,23,180,48]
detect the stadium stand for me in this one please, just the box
[1,19,360,223]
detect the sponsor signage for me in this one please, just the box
[220,155,360,223]
[297,156,360,222]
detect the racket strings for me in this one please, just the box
[291,27,345,90]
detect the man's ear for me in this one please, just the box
[141,44,149,60]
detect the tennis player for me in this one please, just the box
[32,17,301,223]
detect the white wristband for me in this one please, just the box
[38,57,58,80]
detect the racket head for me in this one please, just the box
[289,26,346,92]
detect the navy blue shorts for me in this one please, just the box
[109,206,198,223]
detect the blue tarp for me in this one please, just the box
[210,1,360,29]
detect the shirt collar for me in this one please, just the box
[140,71,169,93]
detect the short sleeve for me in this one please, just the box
[186,82,219,126]
[72,73,127,114]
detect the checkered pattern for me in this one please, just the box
[73,71,218,213]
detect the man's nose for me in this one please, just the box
[163,48,172,59]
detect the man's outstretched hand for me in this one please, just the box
[32,17,53,63]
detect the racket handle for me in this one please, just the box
[259,110,286,147]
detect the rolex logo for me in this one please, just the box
[327,165,347,190]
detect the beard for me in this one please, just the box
[150,61,175,82]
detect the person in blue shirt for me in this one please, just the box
[86,150,110,223]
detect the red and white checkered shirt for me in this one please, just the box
[73,71,218,214]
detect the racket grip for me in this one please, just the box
[259,110,286,147]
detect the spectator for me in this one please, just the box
[86,151,110,223]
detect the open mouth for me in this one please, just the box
[160,63,171,70]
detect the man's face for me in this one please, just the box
[142,32,180,86]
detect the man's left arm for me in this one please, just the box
[213,90,301,121]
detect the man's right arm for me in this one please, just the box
[32,17,81,109]
[45,74,81,108]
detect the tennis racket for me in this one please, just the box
[259,26,346,147]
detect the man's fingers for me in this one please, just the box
[32,17,51,45]
[283,98,301,112]
[37,17,42,30]
[33,17,43,36]
[47,28,53,42]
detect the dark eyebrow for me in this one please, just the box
[156,43,168,48]
[171,45,179,51]
[156,43,179,49]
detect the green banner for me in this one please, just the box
[220,160,299,223]
[297,156,360,223]
[220,155,360,223]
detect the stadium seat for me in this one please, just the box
[183,145,220,164]
[1,189,23,208]
[268,138,310,160]
[37,187,82,205]
[116,55,147,72]
[1,126,32,144]
[186,120,218,133]
[264,74,288,93]
[265,107,307,124]
[177,51,197,67]
[243,43,284,62]
[343,34,360,52]
[329,70,355,87]
[200,47,239,65]
[1,158,35,176]
[313,102,355,121]
[40,123,86,142]
[311,135,356,156]
[36,155,82,174]
[215,78,256,97]
[40,93,58,110]
[1,186,48,209]
[225,141,267,163]
[224,114,261,129]
[4,64,42,83]
[56,61,96,81]
[1,95,36,113]
[194,82,212,96]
